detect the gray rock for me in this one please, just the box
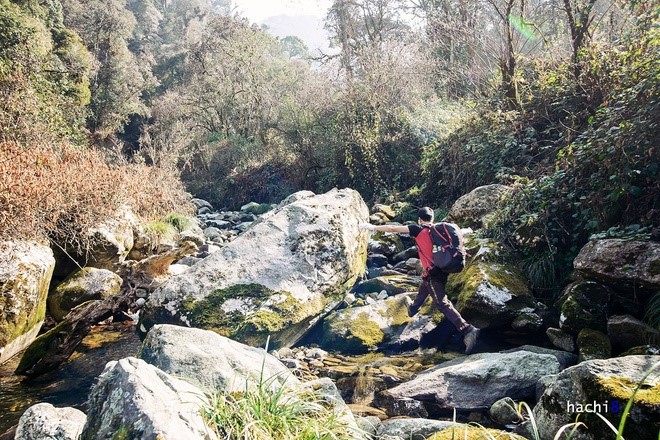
[367,254,389,268]
[138,324,298,393]
[356,416,381,439]
[574,239,660,293]
[191,198,213,211]
[546,327,576,352]
[15,403,86,440]
[176,256,202,266]
[536,374,557,401]
[376,418,456,440]
[489,397,522,425]
[608,314,660,353]
[206,219,232,229]
[0,241,55,365]
[381,351,560,414]
[81,357,216,440]
[139,189,370,349]
[392,247,418,264]
[372,204,397,219]
[202,226,221,240]
[48,267,122,322]
[502,345,578,370]
[446,184,513,229]
[533,355,660,440]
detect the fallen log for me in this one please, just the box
[15,294,130,377]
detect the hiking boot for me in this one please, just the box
[463,327,480,354]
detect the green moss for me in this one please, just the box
[577,328,611,360]
[379,297,411,327]
[182,284,275,337]
[323,312,384,353]
[110,426,129,440]
[446,262,529,305]
[593,375,660,405]
[373,231,405,254]
[0,257,52,348]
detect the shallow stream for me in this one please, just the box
[0,325,141,438]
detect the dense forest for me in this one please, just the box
[1,0,658,293]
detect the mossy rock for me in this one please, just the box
[181,283,323,349]
[372,231,405,255]
[577,328,612,362]
[48,267,122,322]
[353,275,419,297]
[320,295,441,353]
[557,281,610,336]
[446,261,534,329]
[428,424,527,440]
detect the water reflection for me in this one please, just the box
[0,326,141,437]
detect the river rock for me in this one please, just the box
[557,280,610,335]
[383,351,559,415]
[546,327,576,352]
[608,314,660,353]
[139,189,369,349]
[446,262,536,329]
[0,241,55,365]
[489,397,522,425]
[446,184,513,229]
[380,351,560,415]
[376,418,455,440]
[574,239,660,293]
[86,205,139,270]
[533,355,660,440]
[81,357,216,440]
[372,204,397,220]
[502,345,578,370]
[577,328,611,362]
[240,201,272,215]
[138,324,298,393]
[15,403,86,440]
[370,232,405,257]
[353,275,419,298]
[320,294,441,353]
[48,268,122,322]
[191,198,213,212]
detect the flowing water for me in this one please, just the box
[0,325,141,438]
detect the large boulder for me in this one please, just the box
[557,281,610,335]
[380,351,560,415]
[138,324,298,393]
[138,189,369,349]
[320,294,441,353]
[446,261,536,329]
[81,357,216,440]
[0,241,55,365]
[15,403,86,440]
[533,355,660,440]
[446,184,513,229]
[574,239,660,293]
[48,267,122,322]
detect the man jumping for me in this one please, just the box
[360,207,480,354]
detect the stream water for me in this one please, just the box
[0,325,141,438]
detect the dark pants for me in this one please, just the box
[409,268,471,335]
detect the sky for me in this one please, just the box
[232,0,333,24]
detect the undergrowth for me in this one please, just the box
[0,141,193,251]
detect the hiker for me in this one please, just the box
[359,207,480,354]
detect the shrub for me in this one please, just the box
[0,141,193,251]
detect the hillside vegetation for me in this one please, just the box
[0,0,657,272]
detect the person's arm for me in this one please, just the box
[359,223,409,234]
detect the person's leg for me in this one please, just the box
[407,278,431,317]
[426,272,472,334]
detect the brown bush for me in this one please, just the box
[0,141,193,250]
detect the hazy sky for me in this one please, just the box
[233,0,333,23]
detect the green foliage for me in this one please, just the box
[163,212,191,232]
[645,293,660,331]
[0,0,90,144]
[203,374,362,439]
